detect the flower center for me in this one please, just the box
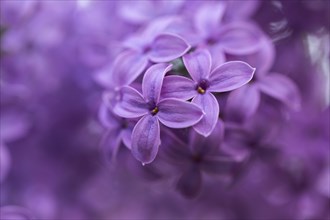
[192,154,203,164]
[121,119,128,129]
[150,106,159,116]
[148,101,159,116]
[196,79,209,94]
[142,45,151,54]
[206,37,217,45]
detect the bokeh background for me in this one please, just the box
[0,1,329,219]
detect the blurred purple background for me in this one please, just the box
[0,1,329,219]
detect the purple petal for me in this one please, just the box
[121,128,133,149]
[123,17,178,49]
[157,98,203,128]
[225,84,260,123]
[182,49,212,82]
[226,37,275,77]
[258,73,301,110]
[98,102,120,129]
[194,2,226,38]
[176,167,202,198]
[201,156,237,175]
[118,1,152,25]
[254,37,275,77]
[101,128,122,164]
[149,33,191,62]
[218,21,264,55]
[142,16,179,42]
[208,61,255,92]
[142,63,172,103]
[131,115,161,164]
[93,63,114,89]
[102,88,127,111]
[224,0,260,21]
[113,86,148,118]
[161,75,196,100]
[111,50,149,87]
[189,119,224,155]
[192,93,219,137]
[221,142,250,162]
[209,44,226,70]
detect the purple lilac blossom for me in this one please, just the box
[98,102,134,163]
[162,49,255,136]
[159,121,237,198]
[225,36,301,123]
[113,63,204,164]
[0,1,329,219]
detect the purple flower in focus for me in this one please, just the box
[161,49,255,136]
[225,37,301,123]
[113,63,204,164]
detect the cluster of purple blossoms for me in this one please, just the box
[0,1,329,219]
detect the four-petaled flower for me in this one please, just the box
[113,63,204,164]
[161,49,255,136]
[98,17,192,108]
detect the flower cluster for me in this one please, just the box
[0,1,329,219]
[100,2,262,165]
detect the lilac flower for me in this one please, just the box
[223,0,261,22]
[99,50,149,107]
[161,121,237,198]
[120,16,191,72]
[98,102,134,162]
[113,63,204,164]
[161,49,255,136]
[98,17,191,107]
[192,1,265,66]
[225,37,301,122]
[222,103,283,162]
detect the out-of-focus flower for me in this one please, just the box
[122,16,191,65]
[160,121,237,198]
[98,102,134,162]
[191,2,265,68]
[118,0,184,25]
[225,37,301,123]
